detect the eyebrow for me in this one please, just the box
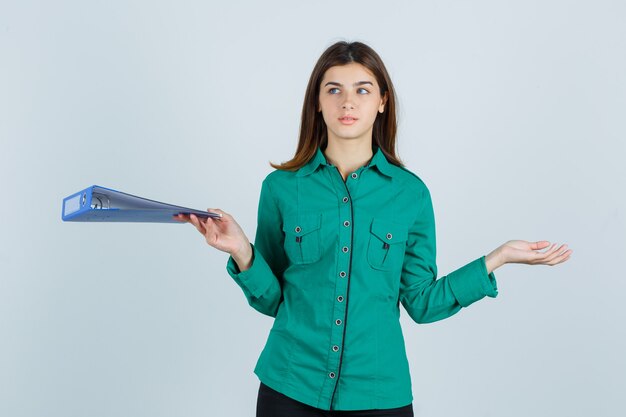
[323,81,374,87]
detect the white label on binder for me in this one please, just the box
[64,195,81,216]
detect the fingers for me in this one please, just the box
[189,214,208,235]
[207,208,226,221]
[541,242,559,255]
[545,245,573,266]
[536,243,557,259]
[535,242,572,265]
[177,209,227,224]
[529,240,551,250]
[542,243,564,259]
[177,208,229,245]
[173,214,189,222]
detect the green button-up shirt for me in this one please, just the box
[226,145,498,411]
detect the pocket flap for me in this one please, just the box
[370,218,408,244]
[282,213,322,236]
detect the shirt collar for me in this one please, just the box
[296,145,394,178]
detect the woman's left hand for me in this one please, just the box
[487,240,572,272]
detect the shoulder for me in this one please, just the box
[263,169,294,184]
[389,164,431,196]
[260,169,296,193]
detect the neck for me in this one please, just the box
[323,139,374,180]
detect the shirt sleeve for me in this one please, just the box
[225,178,288,317]
[399,185,498,324]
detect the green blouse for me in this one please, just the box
[226,144,498,411]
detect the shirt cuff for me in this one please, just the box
[447,255,498,308]
[226,243,276,298]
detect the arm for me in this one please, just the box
[399,185,499,324]
[225,178,288,317]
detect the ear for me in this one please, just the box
[378,91,388,113]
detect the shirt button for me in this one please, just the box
[342,246,349,253]
[329,372,336,379]
[386,232,392,239]
[332,345,340,352]
[342,196,349,203]
[335,319,342,325]
[351,173,358,180]
[295,226,301,233]
[343,220,350,227]
[337,295,344,302]
[339,271,347,278]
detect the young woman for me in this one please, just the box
[176,41,572,417]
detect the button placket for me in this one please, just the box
[325,165,354,403]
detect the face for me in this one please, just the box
[318,62,387,145]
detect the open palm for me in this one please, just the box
[501,240,572,266]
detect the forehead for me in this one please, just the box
[320,62,377,85]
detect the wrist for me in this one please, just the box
[231,241,253,271]
[485,247,506,274]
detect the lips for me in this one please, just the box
[339,116,358,125]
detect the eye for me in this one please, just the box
[357,88,370,94]
[328,87,340,94]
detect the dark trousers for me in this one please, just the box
[256,382,414,417]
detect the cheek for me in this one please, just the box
[320,102,341,118]
[364,103,382,119]
[318,97,330,112]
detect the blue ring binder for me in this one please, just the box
[62,185,222,223]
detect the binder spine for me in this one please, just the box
[62,186,94,221]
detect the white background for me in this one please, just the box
[1,1,624,416]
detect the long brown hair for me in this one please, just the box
[270,40,404,171]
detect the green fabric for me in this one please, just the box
[226,145,498,411]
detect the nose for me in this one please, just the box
[341,90,356,110]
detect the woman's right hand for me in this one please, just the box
[173,209,251,260]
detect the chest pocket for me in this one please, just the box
[367,218,408,271]
[282,213,323,265]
